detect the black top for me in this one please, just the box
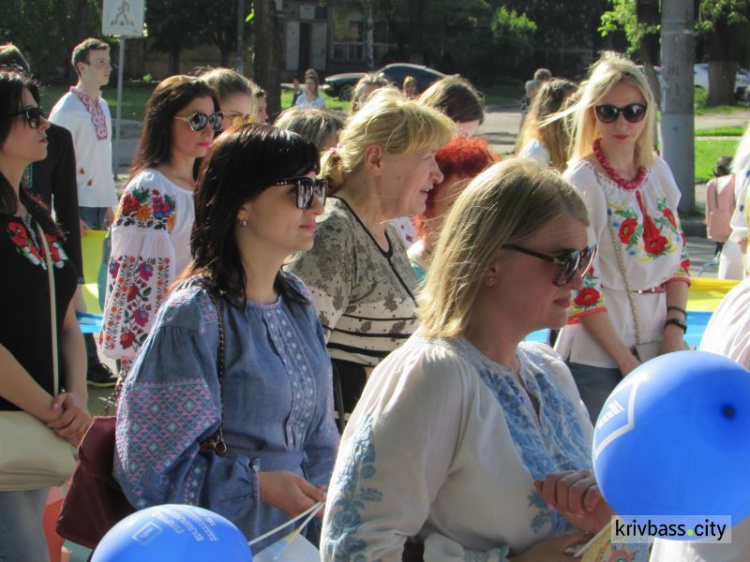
[27,123,84,283]
[0,212,77,410]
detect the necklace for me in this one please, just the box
[593,138,646,190]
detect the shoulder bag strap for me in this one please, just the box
[606,216,643,346]
[37,223,60,396]
[204,290,227,455]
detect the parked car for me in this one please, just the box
[693,63,750,99]
[322,63,448,101]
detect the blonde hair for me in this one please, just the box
[197,67,257,117]
[562,52,656,168]
[419,159,589,338]
[321,88,456,191]
[516,78,578,171]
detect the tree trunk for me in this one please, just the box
[169,45,181,76]
[361,0,375,70]
[706,16,741,107]
[407,0,424,65]
[254,0,282,118]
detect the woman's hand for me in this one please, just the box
[47,392,92,447]
[660,325,690,355]
[508,533,588,562]
[535,470,613,535]
[617,352,641,377]
[259,471,327,519]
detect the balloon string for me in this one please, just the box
[248,501,325,547]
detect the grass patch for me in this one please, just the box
[482,80,524,108]
[695,126,745,137]
[40,85,154,122]
[280,90,350,113]
[695,139,739,183]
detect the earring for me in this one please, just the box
[487,275,496,285]
[238,218,248,228]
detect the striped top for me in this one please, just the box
[286,197,418,367]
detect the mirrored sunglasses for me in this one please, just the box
[269,176,328,210]
[174,111,224,132]
[594,103,647,124]
[10,106,46,129]
[503,244,597,287]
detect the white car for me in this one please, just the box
[694,63,750,99]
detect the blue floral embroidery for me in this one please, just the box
[325,414,382,562]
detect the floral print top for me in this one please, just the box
[1,212,77,410]
[321,337,646,561]
[555,156,691,368]
[100,169,195,364]
[286,197,419,368]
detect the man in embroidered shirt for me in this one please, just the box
[49,37,117,231]
[49,38,118,388]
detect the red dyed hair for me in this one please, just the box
[415,135,497,239]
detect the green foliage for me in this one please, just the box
[698,0,750,33]
[491,7,537,60]
[142,74,154,83]
[695,139,740,182]
[695,126,745,136]
[599,0,659,57]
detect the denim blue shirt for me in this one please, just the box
[115,273,339,552]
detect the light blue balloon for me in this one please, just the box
[92,504,253,561]
[593,351,750,533]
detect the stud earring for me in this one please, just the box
[239,218,248,228]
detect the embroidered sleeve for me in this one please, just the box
[286,213,354,339]
[100,182,179,360]
[115,319,260,521]
[322,351,468,560]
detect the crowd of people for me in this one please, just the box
[2,36,748,562]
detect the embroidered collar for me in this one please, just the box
[70,87,108,141]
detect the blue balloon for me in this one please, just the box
[92,504,253,561]
[593,351,750,530]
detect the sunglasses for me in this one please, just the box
[594,103,647,124]
[503,244,597,287]
[174,111,224,132]
[227,113,255,127]
[10,106,46,129]
[269,176,327,210]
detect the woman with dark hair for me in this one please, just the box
[418,76,485,137]
[115,124,338,552]
[0,70,90,560]
[100,75,221,374]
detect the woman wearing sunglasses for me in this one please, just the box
[286,88,455,426]
[0,71,91,561]
[552,52,690,423]
[322,160,648,561]
[100,75,221,374]
[115,124,338,552]
[198,67,257,129]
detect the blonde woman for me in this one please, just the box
[198,67,257,128]
[552,52,690,422]
[286,88,454,417]
[322,160,648,561]
[516,78,577,172]
[350,73,392,114]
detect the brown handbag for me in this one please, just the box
[56,290,227,548]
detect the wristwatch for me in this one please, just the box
[664,318,688,333]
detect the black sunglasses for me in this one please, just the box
[174,111,224,132]
[594,103,647,124]
[10,106,46,129]
[270,176,327,210]
[503,244,597,287]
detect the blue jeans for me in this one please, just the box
[567,362,623,425]
[79,206,108,230]
[0,488,50,562]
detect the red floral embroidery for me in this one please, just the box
[619,218,638,244]
[644,235,668,255]
[120,331,136,349]
[574,287,601,308]
[662,208,677,229]
[681,259,691,271]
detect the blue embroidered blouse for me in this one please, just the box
[115,273,339,552]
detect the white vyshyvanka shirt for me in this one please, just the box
[100,169,195,362]
[322,336,613,561]
[555,157,690,369]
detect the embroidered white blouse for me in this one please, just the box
[555,157,691,369]
[100,169,195,362]
[322,336,600,561]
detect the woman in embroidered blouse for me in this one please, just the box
[552,52,690,423]
[100,75,221,374]
[115,124,339,552]
[286,88,455,420]
[322,159,649,561]
[0,71,90,561]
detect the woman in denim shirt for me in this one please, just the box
[115,124,339,552]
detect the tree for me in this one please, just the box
[253,0,282,118]
[145,0,206,75]
[491,7,537,70]
[698,0,750,105]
